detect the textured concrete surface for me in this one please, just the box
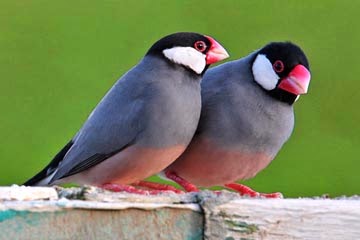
[0,186,58,201]
[202,197,360,240]
[0,186,204,240]
[0,186,359,240]
[0,208,203,240]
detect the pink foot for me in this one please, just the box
[164,170,199,192]
[101,183,166,195]
[225,183,283,198]
[132,181,184,194]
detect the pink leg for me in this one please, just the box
[101,183,167,195]
[164,170,199,192]
[225,183,283,198]
[132,181,184,194]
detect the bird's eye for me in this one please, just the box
[273,60,284,73]
[194,41,207,52]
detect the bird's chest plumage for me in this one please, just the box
[227,102,294,156]
[205,81,295,157]
[167,95,294,186]
[167,137,274,186]
[169,80,296,186]
[140,76,202,147]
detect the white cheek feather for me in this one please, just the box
[252,54,279,90]
[163,47,206,74]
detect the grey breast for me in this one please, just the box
[198,53,294,156]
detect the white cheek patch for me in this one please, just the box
[163,47,206,74]
[252,54,279,90]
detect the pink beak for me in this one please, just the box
[205,36,229,65]
[278,64,311,95]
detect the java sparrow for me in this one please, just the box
[23,32,229,193]
[160,42,311,197]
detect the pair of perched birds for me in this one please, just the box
[24,32,311,198]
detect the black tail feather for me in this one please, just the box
[23,140,74,186]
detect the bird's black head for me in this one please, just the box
[251,42,311,105]
[146,32,229,75]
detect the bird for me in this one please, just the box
[23,32,229,193]
[155,42,311,198]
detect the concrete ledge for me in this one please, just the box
[203,197,360,240]
[0,186,359,240]
[0,186,57,201]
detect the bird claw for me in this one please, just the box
[224,183,283,199]
[101,183,184,195]
[259,192,283,199]
[101,183,149,194]
[132,181,184,194]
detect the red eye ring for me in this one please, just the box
[194,41,207,52]
[273,60,284,73]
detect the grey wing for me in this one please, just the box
[49,80,146,183]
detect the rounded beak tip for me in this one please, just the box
[278,64,311,95]
[205,35,229,65]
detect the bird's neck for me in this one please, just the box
[267,89,297,105]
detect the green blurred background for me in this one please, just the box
[1,1,359,197]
